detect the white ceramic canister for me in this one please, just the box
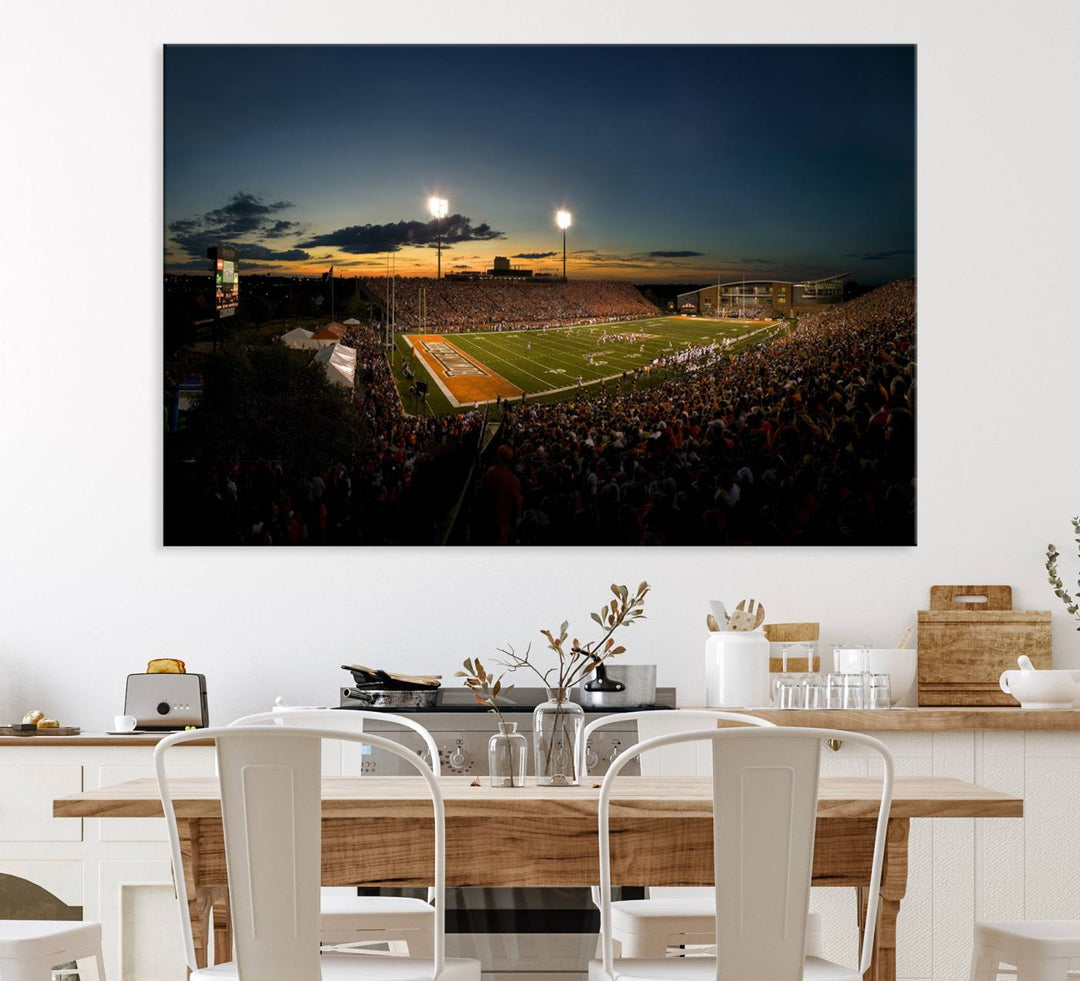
[704,630,771,707]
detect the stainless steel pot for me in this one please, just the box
[576,664,657,708]
[339,688,439,708]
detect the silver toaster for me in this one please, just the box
[124,673,209,730]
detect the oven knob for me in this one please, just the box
[447,746,471,771]
[156,702,171,716]
[585,746,600,770]
[606,745,621,764]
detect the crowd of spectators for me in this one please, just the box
[467,280,916,545]
[169,322,485,545]
[360,277,659,332]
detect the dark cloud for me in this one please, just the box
[166,191,312,264]
[848,248,914,261]
[647,250,704,258]
[264,219,301,238]
[200,192,294,236]
[297,214,504,254]
[512,251,558,260]
[740,257,772,265]
[232,244,310,262]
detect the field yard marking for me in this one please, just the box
[456,336,557,390]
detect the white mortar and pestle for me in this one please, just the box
[999,655,1080,709]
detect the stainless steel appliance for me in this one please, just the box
[337,684,677,981]
[123,673,208,730]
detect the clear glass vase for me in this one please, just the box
[533,687,584,786]
[488,721,528,788]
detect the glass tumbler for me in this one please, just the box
[775,676,803,709]
[826,673,846,709]
[868,674,893,709]
[841,673,866,709]
[800,673,825,709]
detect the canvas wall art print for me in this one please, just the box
[164,44,915,546]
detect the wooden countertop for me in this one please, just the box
[53,774,1023,821]
[685,706,1080,730]
[6,705,1080,745]
[0,732,210,747]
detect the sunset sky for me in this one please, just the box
[164,45,915,284]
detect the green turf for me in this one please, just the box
[392,316,787,417]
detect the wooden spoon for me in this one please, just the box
[730,599,766,631]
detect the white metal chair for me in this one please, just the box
[589,726,894,981]
[230,708,438,955]
[0,921,104,981]
[154,725,480,981]
[969,921,1080,979]
[579,711,822,960]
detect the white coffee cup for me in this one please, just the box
[113,715,138,732]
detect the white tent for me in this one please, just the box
[342,317,361,327]
[280,327,319,350]
[312,342,357,389]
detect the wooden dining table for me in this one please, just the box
[54,775,1022,981]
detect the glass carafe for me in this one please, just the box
[488,721,528,788]
[533,687,584,786]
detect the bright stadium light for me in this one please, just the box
[428,196,449,279]
[556,210,572,280]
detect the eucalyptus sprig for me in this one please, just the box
[495,581,650,690]
[1046,516,1080,628]
[456,657,514,722]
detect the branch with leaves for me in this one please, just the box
[456,657,515,722]
[495,581,650,691]
[1047,517,1080,628]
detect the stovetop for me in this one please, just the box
[337,685,676,713]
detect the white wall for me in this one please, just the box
[1,0,1078,729]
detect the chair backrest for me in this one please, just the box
[578,709,774,778]
[230,707,442,776]
[595,726,893,981]
[155,725,446,981]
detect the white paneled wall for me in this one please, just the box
[813,729,1080,981]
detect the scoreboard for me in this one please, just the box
[207,245,239,318]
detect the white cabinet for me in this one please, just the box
[0,766,83,841]
[0,740,213,981]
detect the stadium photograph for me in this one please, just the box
[163,44,915,546]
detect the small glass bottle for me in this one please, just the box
[533,687,585,786]
[488,721,528,788]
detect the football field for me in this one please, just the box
[396,316,783,415]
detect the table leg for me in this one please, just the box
[211,887,232,963]
[857,817,909,981]
[177,819,230,970]
[186,889,211,971]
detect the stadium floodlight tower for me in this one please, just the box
[428,195,449,279]
[556,209,572,281]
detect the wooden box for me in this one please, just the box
[917,585,1052,705]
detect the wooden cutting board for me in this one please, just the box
[763,623,821,672]
[917,585,1052,705]
[0,726,81,737]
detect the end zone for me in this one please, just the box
[403,334,523,407]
